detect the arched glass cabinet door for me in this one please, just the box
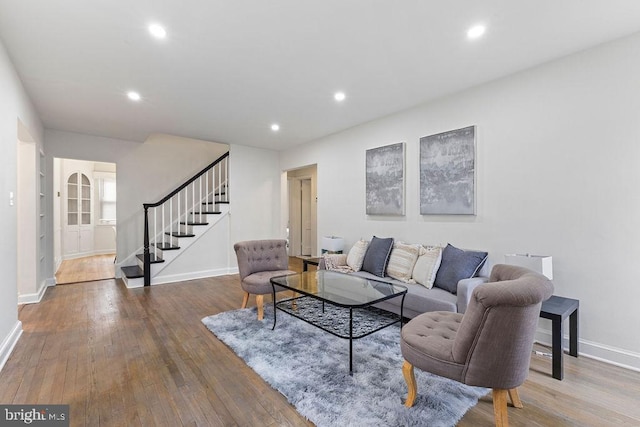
[67,172,91,226]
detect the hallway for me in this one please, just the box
[55,254,116,284]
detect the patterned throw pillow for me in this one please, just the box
[387,242,422,283]
[346,239,369,271]
[412,246,443,289]
[323,254,348,270]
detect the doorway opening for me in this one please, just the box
[54,158,117,284]
[287,165,317,257]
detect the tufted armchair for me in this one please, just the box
[400,264,553,426]
[233,239,296,320]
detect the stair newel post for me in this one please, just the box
[143,204,151,286]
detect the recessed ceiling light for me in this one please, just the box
[334,92,346,102]
[467,24,486,39]
[271,124,280,131]
[127,91,141,101]
[148,23,167,39]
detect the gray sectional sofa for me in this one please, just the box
[320,239,489,319]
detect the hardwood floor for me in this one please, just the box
[55,254,116,284]
[2,259,639,426]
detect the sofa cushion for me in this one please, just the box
[434,244,488,294]
[361,236,394,277]
[357,271,458,315]
[412,246,442,289]
[387,242,421,282]
[346,239,369,271]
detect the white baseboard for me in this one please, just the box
[535,328,640,372]
[18,280,49,305]
[152,268,237,286]
[0,321,22,373]
[46,277,56,287]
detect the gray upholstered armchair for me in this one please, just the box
[401,264,553,427]
[233,239,296,320]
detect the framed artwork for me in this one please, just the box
[420,126,476,215]
[366,142,405,215]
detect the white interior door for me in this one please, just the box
[288,179,302,256]
[301,179,312,256]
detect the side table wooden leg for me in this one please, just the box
[551,316,563,380]
[569,308,579,357]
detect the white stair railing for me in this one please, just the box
[143,152,229,286]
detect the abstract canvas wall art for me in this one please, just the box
[420,126,476,215]
[366,142,405,215]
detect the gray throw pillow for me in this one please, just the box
[361,236,394,277]
[434,243,488,293]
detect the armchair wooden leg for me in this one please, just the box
[402,360,417,407]
[256,294,264,320]
[508,388,523,409]
[492,389,509,427]
[241,292,250,309]
[291,290,297,310]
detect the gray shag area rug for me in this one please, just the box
[202,305,488,427]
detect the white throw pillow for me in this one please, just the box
[412,246,443,288]
[387,242,421,282]
[346,239,369,271]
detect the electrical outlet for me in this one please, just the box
[9,191,14,206]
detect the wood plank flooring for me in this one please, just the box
[55,254,116,284]
[1,258,639,426]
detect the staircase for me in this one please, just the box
[121,152,230,288]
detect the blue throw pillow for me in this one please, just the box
[361,236,394,277]
[434,243,488,293]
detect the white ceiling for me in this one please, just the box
[2,1,640,150]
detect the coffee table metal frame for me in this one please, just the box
[270,270,407,375]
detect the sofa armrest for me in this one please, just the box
[456,276,489,313]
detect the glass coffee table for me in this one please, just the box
[270,270,407,374]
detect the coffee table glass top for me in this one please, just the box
[271,270,407,307]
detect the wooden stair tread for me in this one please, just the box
[121,265,144,279]
[191,211,221,215]
[180,221,209,226]
[151,242,180,250]
[136,253,164,264]
[165,231,195,238]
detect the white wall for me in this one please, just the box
[0,39,43,370]
[280,32,640,370]
[155,214,231,283]
[228,143,283,254]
